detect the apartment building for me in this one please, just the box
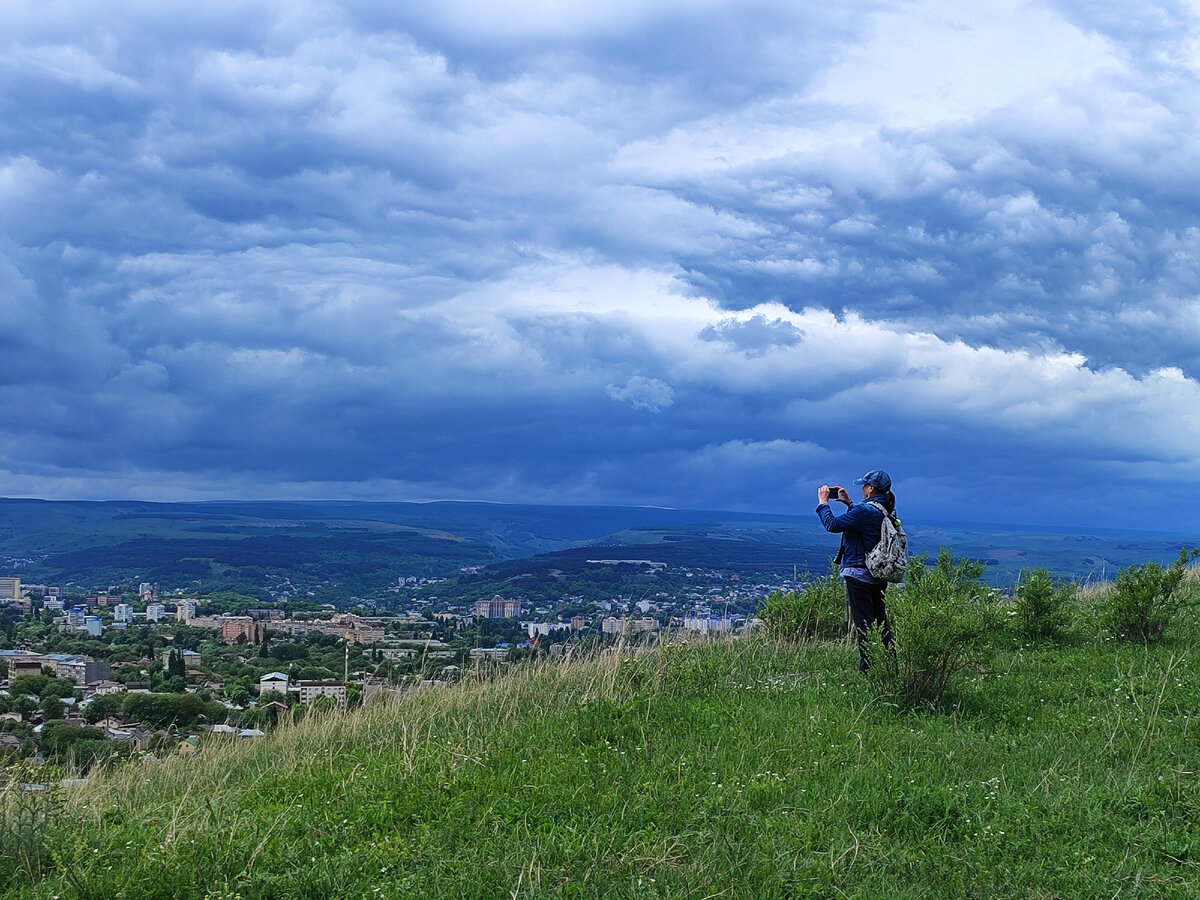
[296,680,346,708]
[473,595,522,619]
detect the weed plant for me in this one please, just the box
[6,572,1200,899]
[0,769,56,890]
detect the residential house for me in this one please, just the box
[86,680,127,696]
[96,716,136,730]
[258,672,289,697]
[106,728,152,750]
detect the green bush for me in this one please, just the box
[39,722,106,760]
[758,572,847,642]
[1101,549,1198,643]
[864,548,1002,708]
[121,692,227,730]
[1014,567,1074,639]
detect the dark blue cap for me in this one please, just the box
[853,469,892,490]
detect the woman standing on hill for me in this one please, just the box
[816,470,896,672]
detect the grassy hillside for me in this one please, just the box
[5,584,1200,899]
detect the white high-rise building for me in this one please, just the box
[0,576,20,600]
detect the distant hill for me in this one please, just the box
[0,497,1193,597]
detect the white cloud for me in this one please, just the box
[810,0,1121,128]
[606,374,675,411]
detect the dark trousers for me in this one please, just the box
[845,576,893,672]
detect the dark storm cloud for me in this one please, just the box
[1,0,1199,530]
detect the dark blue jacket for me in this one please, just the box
[816,501,884,568]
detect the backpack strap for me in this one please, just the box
[866,501,902,530]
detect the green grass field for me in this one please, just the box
[5,582,1200,899]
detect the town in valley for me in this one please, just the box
[0,561,796,769]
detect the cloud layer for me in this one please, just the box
[2,0,1199,531]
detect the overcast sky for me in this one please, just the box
[3,0,1200,531]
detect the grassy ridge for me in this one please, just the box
[7,612,1200,899]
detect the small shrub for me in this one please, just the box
[1014,567,1074,639]
[1101,549,1198,642]
[864,548,1002,708]
[759,572,847,642]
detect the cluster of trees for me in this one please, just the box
[83,691,227,730]
[0,673,80,723]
